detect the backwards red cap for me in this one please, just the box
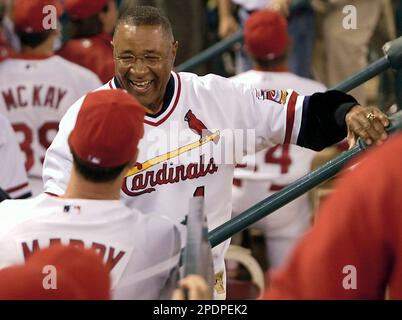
[0,245,110,300]
[244,10,289,60]
[13,0,63,34]
[68,89,145,168]
[64,0,110,20]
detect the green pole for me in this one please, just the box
[209,36,402,248]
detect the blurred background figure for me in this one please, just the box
[0,245,111,300]
[0,0,102,196]
[311,0,382,105]
[0,244,211,300]
[58,0,118,83]
[218,0,316,78]
[309,0,397,217]
[264,131,402,299]
[230,10,325,276]
[0,0,14,61]
[0,113,31,200]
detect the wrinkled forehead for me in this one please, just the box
[113,23,172,52]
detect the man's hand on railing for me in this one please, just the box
[346,105,389,147]
[171,275,212,300]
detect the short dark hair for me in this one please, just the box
[71,150,128,183]
[117,5,174,40]
[67,3,109,38]
[17,30,53,48]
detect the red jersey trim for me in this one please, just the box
[107,73,181,127]
[284,91,298,145]
[45,192,60,197]
[144,72,181,127]
[5,182,29,194]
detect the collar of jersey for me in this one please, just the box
[10,52,54,60]
[110,72,181,127]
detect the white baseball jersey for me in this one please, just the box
[231,70,326,268]
[231,0,271,11]
[0,193,181,299]
[0,113,31,199]
[0,54,102,195]
[43,71,308,295]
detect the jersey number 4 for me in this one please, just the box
[265,144,291,174]
[12,122,58,171]
[265,144,292,192]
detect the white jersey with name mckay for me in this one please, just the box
[43,71,305,273]
[0,55,102,180]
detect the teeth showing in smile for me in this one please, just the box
[130,80,151,87]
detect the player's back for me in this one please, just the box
[0,193,181,299]
[0,55,102,180]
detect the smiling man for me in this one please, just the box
[43,6,389,299]
[112,18,177,112]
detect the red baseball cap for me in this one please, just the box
[0,245,110,300]
[64,0,110,20]
[13,0,63,34]
[68,89,145,168]
[244,10,290,60]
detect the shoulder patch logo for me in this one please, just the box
[256,89,288,104]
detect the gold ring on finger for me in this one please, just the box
[366,112,376,121]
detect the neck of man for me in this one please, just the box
[21,37,54,56]
[146,99,163,114]
[63,167,122,200]
[254,62,289,73]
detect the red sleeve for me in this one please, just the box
[264,133,402,299]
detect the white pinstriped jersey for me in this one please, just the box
[0,193,181,299]
[43,71,307,292]
[0,114,30,198]
[0,54,102,194]
[230,70,326,268]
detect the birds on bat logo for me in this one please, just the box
[255,89,287,104]
[121,110,221,197]
[184,109,220,144]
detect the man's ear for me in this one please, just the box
[128,148,139,167]
[171,40,178,64]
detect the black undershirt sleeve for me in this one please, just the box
[296,90,359,151]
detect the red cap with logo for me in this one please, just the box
[244,9,290,60]
[68,89,145,168]
[64,0,110,20]
[13,0,64,34]
[0,245,110,300]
